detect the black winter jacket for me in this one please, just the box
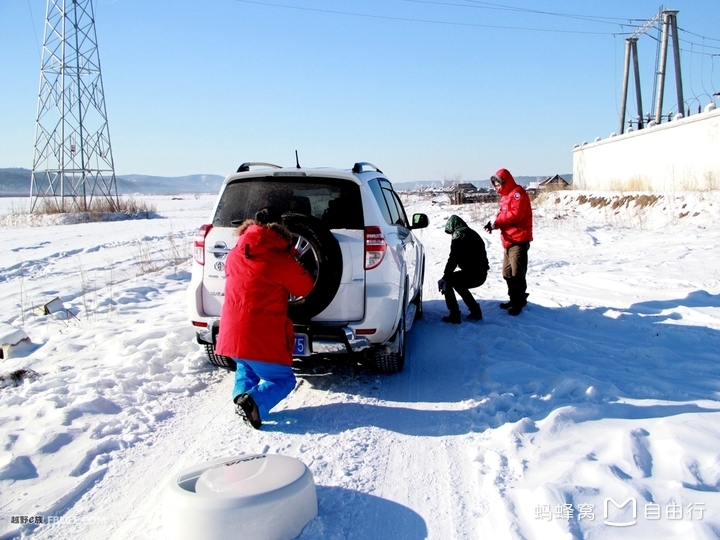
[443,215,489,278]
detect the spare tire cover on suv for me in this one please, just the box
[283,213,343,322]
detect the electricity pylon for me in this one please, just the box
[618,9,684,135]
[30,0,118,212]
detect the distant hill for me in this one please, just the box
[0,168,224,197]
[0,168,33,196]
[117,173,224,195]
[1,168,572,196]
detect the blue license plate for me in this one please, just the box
[293,334,309,356]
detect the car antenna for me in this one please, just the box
[295,150,301,169]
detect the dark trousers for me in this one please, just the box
[502,242,530,305]
[444,270,486,314]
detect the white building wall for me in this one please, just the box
[573,108,720,191]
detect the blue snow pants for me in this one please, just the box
[232,359,297,419]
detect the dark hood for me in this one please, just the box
[445,214,470,240]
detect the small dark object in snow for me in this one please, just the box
[0,368,40,388]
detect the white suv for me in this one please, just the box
[187,161,428,373]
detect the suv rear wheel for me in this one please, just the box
[372,288,407,373]
[204,343,235,371]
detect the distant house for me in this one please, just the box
[456,182,477,192]
[450,182,500,204]
[538,174,570,189]
[451,182,478,204]
[528,174,570,194]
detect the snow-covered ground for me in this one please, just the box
[1,189,719,540]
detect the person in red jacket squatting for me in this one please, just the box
[484,168,533,316]
[215,206,315,429]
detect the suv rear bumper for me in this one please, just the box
[194,320,372,356]
[293,325,372,355]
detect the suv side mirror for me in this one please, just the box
[411,213,429,229]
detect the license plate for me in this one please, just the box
[293,334,310,356]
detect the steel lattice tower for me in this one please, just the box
[30,0,118,212]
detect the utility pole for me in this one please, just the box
[618,37,644,134]
[618,9,685,135]
[30,0,118,212]
[654,10,684,124]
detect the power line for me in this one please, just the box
[679,27,720,43]
[235,0,624,35]
[457,0,648,26]
[644,31,720,56]
[457,1,720,47]
[25,0,42,58]
[234,0,720,72]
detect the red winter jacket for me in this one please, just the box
[215,221,315,365]
[493,168,533,249]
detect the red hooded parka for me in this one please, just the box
[215,221,315,365]
[493,168,533,249]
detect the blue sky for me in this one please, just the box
[1,0,719,183]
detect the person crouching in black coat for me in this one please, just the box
[439,215,489,324]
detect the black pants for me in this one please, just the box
[444,270,486,314]
[502,242,530,305]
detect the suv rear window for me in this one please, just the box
[213,176,364,229]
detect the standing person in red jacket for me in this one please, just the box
[215,207,315,429]
[484,168,533,316]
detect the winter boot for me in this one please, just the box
[502,293,528,311]
[234,393,262,429]
[468,305,483,320]
[507,304,523,316]
[441,311,462,324]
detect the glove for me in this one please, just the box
[483,221,493,233]
[438,279,447,294]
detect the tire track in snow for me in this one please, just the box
[371,322,486,539]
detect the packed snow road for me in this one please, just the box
[26,319,493,540]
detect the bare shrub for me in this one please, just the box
[163,229,192,268]
[468,201,496,224]
[33,196,156,220]
[608,176,652,192]
[132,238,160,275]
[703,171,719,191]
[540,183,568,193]
[75,257,93,320]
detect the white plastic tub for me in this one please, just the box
[163,454,317,540]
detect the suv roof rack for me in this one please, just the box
[352,162,383,174]
[237,162,282,173]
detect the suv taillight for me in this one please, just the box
[193,224,213,266]
[364,226,387,270]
